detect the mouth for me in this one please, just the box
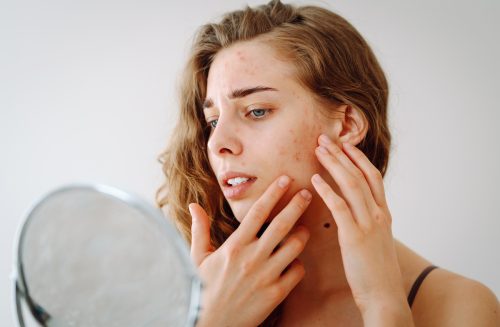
[224,176,257,187]
[220,173,257,200]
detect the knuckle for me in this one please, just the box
[268,284,286,303]
[240,259,257,276]
[386,213,393,225]
[345,177,359,189]
[347,229,364,244]
[327,193,345,208]
[224,243,242,260]
[294,262,306,277]
[352,168,365,180]
[291,197,307,211]
[252,277,267,293]
[331,145,343,156]
[373,208,391,225]
[289,237,306,252]
[251,202,267,217]
[272,222,289,236]
[371,168,383,181]
[373,209,385,222]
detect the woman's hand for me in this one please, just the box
[189,175,312,327]
[312,134,414,327]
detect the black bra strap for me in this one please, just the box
[407,265,438,308]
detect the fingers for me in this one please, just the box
[311,173,358,236]
[270,259,305,303]
[267,226,309,274]
[234,175,292,243]
[342,142,387,207]
[258,190,312,256]
[189,203,214,266]
[318,135,377,212]
[315,142,373,228]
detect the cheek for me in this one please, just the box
[208,153,215,171]
[207,151,223,177]
[276,128,318,165]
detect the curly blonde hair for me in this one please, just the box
[157,1,390,325]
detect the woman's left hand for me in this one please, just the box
[311,134,414,326]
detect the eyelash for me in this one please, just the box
[206,108,273,130]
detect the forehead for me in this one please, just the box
[206,40,297,96]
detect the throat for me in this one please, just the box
[280,287,362,327]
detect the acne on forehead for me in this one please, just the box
[221,41,291,71]
[236,50,245,60]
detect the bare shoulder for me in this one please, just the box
[411,268,499,326]
[394,241,499,326]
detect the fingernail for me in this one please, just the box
[188,203,194,213]
[278,175,291,188]
[316,146,328,154]
[300,189,312,200]
[312,174,322,183]
[188,204,196,222]
[319,134,331,144]
[296,226,310,241]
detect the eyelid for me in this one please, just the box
[205,115,216,122]
[204,115,217,131]
[246,107,274,119]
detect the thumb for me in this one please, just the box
[189,203,214,266]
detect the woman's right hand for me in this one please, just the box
[189,175,312,327]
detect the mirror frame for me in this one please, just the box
[11,184,201,327]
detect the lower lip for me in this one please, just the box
[223,178,256,199]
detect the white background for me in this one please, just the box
[1,0,499,324]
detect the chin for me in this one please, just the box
[228,200,254,223]
[231,188,296,223]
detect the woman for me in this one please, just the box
[157,1,499,326]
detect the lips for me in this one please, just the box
[219,171,257,199]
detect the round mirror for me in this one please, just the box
[13,184,201,327]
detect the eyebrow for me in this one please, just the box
[203,86,277,109]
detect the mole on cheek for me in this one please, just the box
[323,222,331,229]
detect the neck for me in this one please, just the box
[292,195,351,296]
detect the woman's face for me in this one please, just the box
[204,40,336,222]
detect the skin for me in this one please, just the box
[189,40,499,326]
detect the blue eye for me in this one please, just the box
[249,109,270,119]
[208,120,218,128]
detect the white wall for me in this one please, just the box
[1,0,498,324]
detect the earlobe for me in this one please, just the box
[337,104,368,146]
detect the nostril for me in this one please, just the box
[207,128,242,156]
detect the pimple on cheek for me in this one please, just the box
[294,152,301,161]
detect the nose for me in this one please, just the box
[207,114,243,157]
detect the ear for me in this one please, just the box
[335,104,368,146]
